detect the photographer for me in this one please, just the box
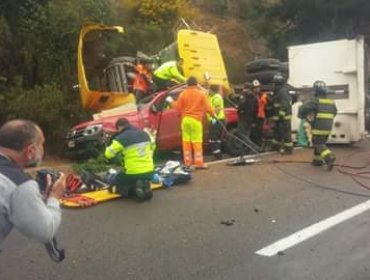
[0,119,66,249]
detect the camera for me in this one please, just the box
[35,169,61,195]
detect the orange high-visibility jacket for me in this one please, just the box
[133,64,152,92]
[173,86,214,122]
[257,92,268,119]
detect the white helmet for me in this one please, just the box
[252,80,261,88]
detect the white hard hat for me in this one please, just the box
[252,80,261,88]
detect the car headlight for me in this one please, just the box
[66,129,76,139]
[83,124,103,136]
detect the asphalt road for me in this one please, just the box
[2,141,370,280]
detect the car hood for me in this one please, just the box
[71,110,143,133]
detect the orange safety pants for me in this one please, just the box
[181,116,204,167]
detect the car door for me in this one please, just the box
[148,88,183,150]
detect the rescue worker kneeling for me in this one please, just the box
[104,118,155,201]
[298,80,337,171]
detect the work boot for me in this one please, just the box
[193,163,209,169]
[272,144,281,152]
[325,154,336,171]
[135,180,153,202]
[311,159,323,167]
[142,180,153,201]
[213,152,223,160]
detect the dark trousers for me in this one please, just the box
[236,118,260,153]
[312,135,334,163]
[113,171,153,197]
[251,117,264,146]
[209,119,224,155]
[272,119,293,152]
[134,89,147,103]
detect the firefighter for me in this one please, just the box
[104,118,155,201]
[236,83,261,153]
[251,79,269,147]
[153,58,186,91]
[271,73,293,154]
[166,76,215,169]
[207,84,225,160]
[298,80,337,170]
[132,63,153,103]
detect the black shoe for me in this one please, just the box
[135,180,152,202]
[325,155,336,171]
[311,159,323,167]
[214,153,223,160]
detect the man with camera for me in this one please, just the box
[0,119,66,250]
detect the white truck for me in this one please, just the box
[288,36,370,143]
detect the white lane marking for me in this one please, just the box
[256,198,370,257]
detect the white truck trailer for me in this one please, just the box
[288,36,370,143]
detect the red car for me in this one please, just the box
[65,85,239,159]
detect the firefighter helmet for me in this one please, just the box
[252,80,261,88]
[313,80,327,95]
[272,73,285,85]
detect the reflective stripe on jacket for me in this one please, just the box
[105,126,155,175]
[207,93,225,120]
[299,97,337,136]
[154,61,186,83]
[271,85,292,121]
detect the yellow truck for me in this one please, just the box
[77,23,230,112]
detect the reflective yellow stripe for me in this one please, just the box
[318,99,334,105]
[272,116,279,121]
[320,149,331,158]
[316,113,335,119]
[283,142,293,147]
[312,129,331,136]
[284,115,292,120]
[279,110,286,116]
[273,103,281,108]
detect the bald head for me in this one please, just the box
[0,120,42,151]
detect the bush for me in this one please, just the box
[72,153,120,174]
[3,83,91,155]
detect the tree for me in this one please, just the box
[120,0,195,25]
[250,0,370,58]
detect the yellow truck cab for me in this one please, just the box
[77,24,230,113]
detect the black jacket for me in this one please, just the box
[238,90,258,123]
[272,84,292,120]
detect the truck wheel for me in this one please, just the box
[245,70,288,84]
[224,127,248,157]
[245,58,281,73]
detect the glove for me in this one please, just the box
[165,96,174,104]
[211,118,217,125]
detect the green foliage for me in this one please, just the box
[123,0,195,26]
[3,83,89,153]
[72,153,120,174]
[246,0,370,58]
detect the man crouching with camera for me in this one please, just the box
[0,119,66,254]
